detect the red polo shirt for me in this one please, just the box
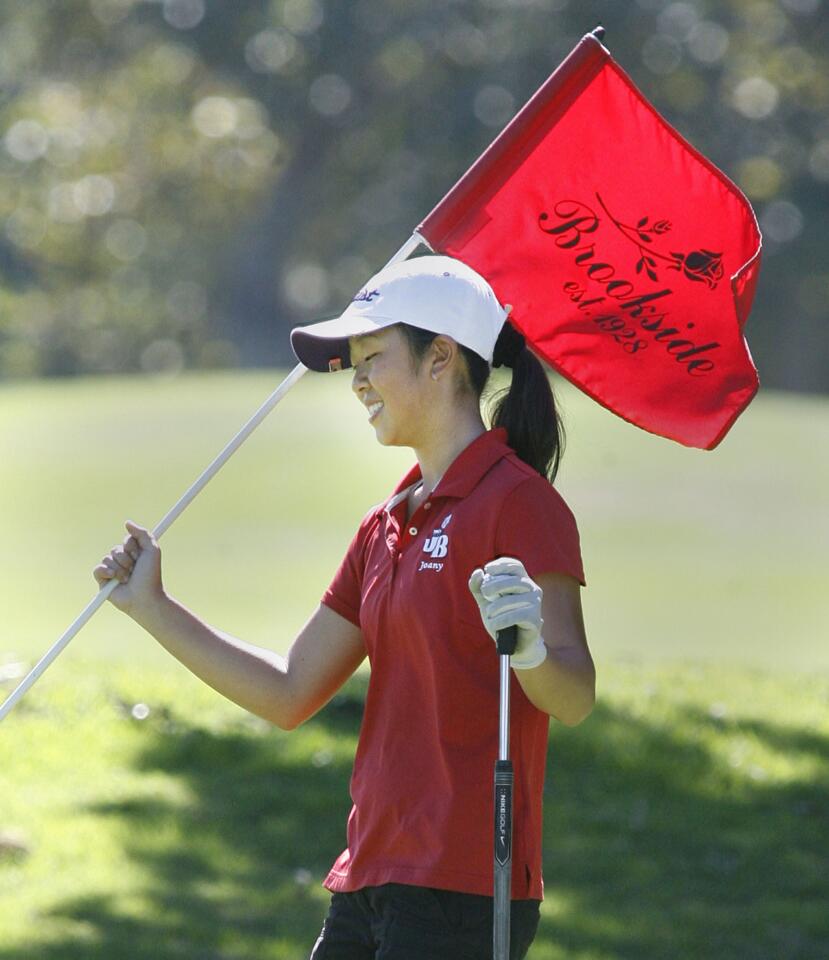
[321,428,584,900]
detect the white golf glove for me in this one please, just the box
[468,557,547,670]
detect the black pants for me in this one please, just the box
[309,883,540,959]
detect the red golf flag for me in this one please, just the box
[417,32,761,449]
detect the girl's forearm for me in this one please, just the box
[514,644,596,725]
[131,593,292,727]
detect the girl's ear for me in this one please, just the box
[428,335,458,381]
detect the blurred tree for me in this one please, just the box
[0,0,826,392]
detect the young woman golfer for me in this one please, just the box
[95,255,595,959]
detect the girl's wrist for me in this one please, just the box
[129,589,173,633]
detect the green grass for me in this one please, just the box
[0,371,412,669]
[1,661,827,959]
[1,371,828,958]
[0,370,826,671]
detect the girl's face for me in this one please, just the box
[349,326,432,448]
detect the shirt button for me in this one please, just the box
[424,502,431,510]
[409,526,418,536]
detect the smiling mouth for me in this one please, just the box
[367,401,384,422]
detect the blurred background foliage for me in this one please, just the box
[0,0,826,389]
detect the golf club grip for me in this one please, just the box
[496,624,518,656]
[493,758,513,960]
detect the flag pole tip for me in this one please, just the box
[591,25,606,41]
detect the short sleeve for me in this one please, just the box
[321,507,380,627]
[494,476,585,585]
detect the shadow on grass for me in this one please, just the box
[2,678,828,960]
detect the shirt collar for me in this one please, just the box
[383,428,513,511]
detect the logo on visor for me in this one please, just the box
[352,288,380,303]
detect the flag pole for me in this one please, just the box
[0,232,425,724]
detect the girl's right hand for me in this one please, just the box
[93,521,164,616]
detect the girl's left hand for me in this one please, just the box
[468,557,547,669]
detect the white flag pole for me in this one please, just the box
[0,232,425,724]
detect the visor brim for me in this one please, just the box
[290,315,395,373]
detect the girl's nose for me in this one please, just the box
[351,365,367,395]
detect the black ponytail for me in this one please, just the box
[398,321,565,483]
[488,323,565,482]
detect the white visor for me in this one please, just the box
[290,255,509,372]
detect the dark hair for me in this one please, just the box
[397,322,565,483]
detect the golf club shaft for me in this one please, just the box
[493,662,513,960]
[493,761,513,960]
[494,626,517,960]
[498,651,511,761]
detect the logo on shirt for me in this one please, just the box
[418,514,452,572]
